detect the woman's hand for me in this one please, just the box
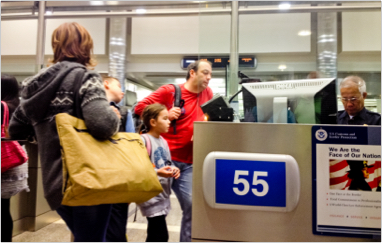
[110,106,121,119]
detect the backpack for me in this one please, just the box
[131,101,141,133]
[141,133,153,159]
[141,133,172,166]
[131,84,182,134]
[118,106,129,132]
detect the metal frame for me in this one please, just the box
[2,4,380,21]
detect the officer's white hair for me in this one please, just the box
[340,76,366,95]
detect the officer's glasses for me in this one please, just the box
[341,96,361,103]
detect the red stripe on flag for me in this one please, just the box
[368,166,375,174]
[368,176,381,189]
[330,174,349,186]
[329,160,348,173]
[367,161,381,174]
[374,161,381,169]
[342,179,352,190]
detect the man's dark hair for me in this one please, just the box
[186,60,212,80]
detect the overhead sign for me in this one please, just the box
[181,56,257,69]
[203,151,300,212]
[312,125,381,238]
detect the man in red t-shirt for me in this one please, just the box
[135,60,213,242]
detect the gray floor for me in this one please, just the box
[12,194,181,242]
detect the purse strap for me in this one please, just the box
[72,68,86,119]
[141,134,152,159]
[2,101,9,127]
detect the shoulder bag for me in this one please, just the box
[56,70,162,206]
[1,101,28,173]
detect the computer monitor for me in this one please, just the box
[124,90,137,107]
[241,78,337,124]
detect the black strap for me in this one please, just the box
[170,84,182,135]
[72,68,86,119]
[118,106,128,132]
[171,84,181,107]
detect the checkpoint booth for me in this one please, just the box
[192,122,381,242]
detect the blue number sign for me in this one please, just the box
[215,159,286,207]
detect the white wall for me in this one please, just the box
[239,13,311,53]
[131,16,199,55]
[1,18,107,56]
[342,11,381,52]
[1,20,38,55]
[131,13,311,55]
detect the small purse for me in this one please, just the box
[1,101,28,173]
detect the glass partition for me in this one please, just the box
[197,1,381,123]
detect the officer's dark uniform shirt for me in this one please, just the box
[337,107,381,125]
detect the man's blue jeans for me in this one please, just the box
[56,204,112,242]
[171,160,193,242]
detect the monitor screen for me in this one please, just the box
[241,78,337,124]
[124,90,137,107]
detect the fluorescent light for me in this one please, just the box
[90,1,104,6]
[45,10,53,15]
[278,65,287,70]
[298,30,311,36]
[278,3,291,9]
[136,9,147,13]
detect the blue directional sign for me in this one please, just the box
[215,159,286,207]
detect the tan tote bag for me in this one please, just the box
[56,113,163,206]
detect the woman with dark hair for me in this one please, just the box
[1,74,29,242]
[1,74,20,118]
[8,22,119,242]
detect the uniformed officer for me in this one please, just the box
[337,76,381,125]
[347,160,373,191]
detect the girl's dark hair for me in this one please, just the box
[1,74,20,118]
[139,103,167,134]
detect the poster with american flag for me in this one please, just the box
[330,160,381,191]
[313,125,381,238]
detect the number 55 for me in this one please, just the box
[233,170,269,197]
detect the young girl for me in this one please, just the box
[139,103,180,242]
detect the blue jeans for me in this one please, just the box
[56,204,112,242]
[171,161,192,242]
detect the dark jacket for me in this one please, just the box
[349,178,372,191]
[8,61,119,210]
[337,107,381,125]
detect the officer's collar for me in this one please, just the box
[345,107,367,120]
